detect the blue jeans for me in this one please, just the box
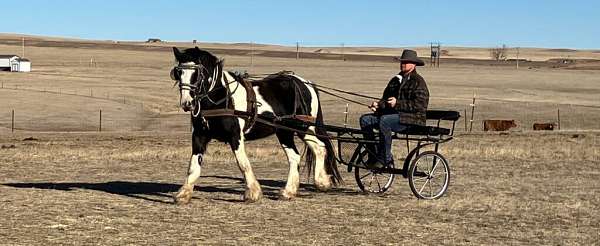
[359,113,408,163]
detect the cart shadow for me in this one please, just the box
[2,176,360,204]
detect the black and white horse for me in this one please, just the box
[170,47,341,203]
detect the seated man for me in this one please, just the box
[360,49,429,167]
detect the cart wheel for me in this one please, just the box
[408,151,450,199]
[354,150,395,194]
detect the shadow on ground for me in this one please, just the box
[2,175,358,204]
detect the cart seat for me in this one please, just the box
[394,110,459,136]
[396,125,451,136]
[426,110,461,121]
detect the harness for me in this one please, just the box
[172,63,258,132]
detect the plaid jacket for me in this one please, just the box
[378,69,429,125]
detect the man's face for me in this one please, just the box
[400,62,416,73]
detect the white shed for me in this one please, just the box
[11,58,31,72]
[0,55,18,71]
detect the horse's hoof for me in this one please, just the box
[174,184,193,205]
[315,180,332,192]
[243,188,263,203]
[279,189,296,200]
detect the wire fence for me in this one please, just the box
[1,83,599,133]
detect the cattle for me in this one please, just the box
[483,120,517,131]
[533,123,555,131]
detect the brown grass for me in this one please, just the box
[0,132,598,244]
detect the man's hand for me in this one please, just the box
[368,101,378,112]
[387,97,397,108]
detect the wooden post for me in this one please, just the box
[464,108,468,132]
[343,103,349,128]
[296,42,300,60]
[99,110,102,132]
[11,109,15,133]
[557,108,561,130]
[469,92,476,132]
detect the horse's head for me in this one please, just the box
[171,47,223,112]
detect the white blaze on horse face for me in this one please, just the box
[179,62,196,110]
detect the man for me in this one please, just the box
[360,49,429,167]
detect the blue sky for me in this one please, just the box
[3,0,599,49]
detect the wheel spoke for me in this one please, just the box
[375,175,382,191]
[430,158,441,176]
[428,178,433,197]
[368,175,375,191]
[419,179,430,194]
[359,172,372,181]
[413,176,428,182]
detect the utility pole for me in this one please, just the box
[296,42,300,60]
[516,47,520,69]
[250,41,254,71]
[22,37,25,57]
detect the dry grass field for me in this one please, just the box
[1,35,599,245]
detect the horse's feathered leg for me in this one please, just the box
[302,126,332,191]
[231,120,262,202]
[174,131,210,204]
[276,131,301,199]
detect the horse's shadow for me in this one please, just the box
[2,175,358,204]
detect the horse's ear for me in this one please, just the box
[170,68,177,80]
[173,47,182,60]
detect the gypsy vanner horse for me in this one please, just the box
[170,47,341,203]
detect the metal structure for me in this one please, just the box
[430,42,441,67]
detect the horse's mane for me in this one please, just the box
[178,47,224,70]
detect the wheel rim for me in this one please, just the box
[409,152,449,199]
[355,150,395,193]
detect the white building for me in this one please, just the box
[0,55,31,72]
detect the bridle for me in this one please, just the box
[171,62,239,117]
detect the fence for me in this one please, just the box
[320,96,600,133]
[2,100,599,133]
[1,84,599,133]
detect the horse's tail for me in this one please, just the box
[304,95,343,186]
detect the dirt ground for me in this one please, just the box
[0,132,598,245]
[1,35,600,245]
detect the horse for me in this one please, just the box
[169,47,342,203]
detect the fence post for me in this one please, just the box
[469,93,476,132]
[99,109,102,132]
[11,109,15,133]
[557,108,561,130]
[464,108,468,132]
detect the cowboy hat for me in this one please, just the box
[394,49,425,66]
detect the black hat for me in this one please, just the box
[394,49,425,66]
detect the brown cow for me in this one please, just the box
[533,123,555,131]
[483,120,517,131]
